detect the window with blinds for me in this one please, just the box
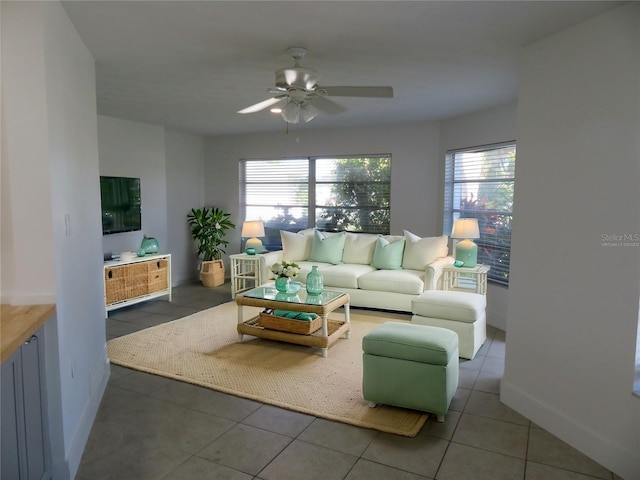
[443,142,516,285]
[240,155,391,251]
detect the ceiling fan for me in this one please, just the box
[237,47,394,124]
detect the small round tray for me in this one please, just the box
[287,282,302,294]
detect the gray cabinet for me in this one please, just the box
[1,328,50,480]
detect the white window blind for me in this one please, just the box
[444,142,516,285]
[240,155,391,250]
[241,158,309,227]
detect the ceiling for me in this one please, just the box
[61,1,620,136]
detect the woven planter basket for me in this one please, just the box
[201,259,224,287]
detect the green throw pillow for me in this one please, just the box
[371,236,406,270]
[308,230,347,264]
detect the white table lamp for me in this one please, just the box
[451,218,480,268]
[241,221,265,253]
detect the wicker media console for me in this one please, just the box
[103,253,172,317]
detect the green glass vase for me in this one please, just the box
[275,277,290,293]
[306,265,324,295]
[141,235,159,254]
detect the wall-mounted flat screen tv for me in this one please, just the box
[100,176,141,235]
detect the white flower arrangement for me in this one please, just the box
[271,261,300,279]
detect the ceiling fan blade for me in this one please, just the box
[237,96,284,114]
[309,96,347,115]
[322,86,394,98]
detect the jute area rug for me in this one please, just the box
[107,302,428,437]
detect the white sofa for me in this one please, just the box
[257,229,454,312]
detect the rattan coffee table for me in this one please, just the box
[235,285,350,357]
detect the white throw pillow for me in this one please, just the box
[382,234,404,243]
[342,233,378,265]
[402,231,449,270]
[280,228,314,261]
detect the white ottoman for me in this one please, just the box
[411,290,486,360]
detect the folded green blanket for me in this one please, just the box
[273,310,318,322]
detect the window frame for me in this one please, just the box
[443,141,516,286]
[239,154,391,250]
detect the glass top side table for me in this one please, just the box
[441,264,490,295]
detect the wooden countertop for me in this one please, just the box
[1,304,56,363]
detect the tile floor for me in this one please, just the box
[77,281,620,480]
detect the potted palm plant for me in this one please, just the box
[187,207,236,287]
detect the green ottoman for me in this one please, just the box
[362,322,459,422]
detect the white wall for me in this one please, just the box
[203,121,443,268]
[503,5,640,479]
[439,102,517,330]
[1,2,108,478]
[98,116,168,258]
[97,117,205,285]
[165,130,205,284]
[1,1,56,305]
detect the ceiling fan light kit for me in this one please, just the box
[238,47,393,124]
[282,101,300,124]
[301,103,319,123]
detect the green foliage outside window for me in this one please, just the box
[316,156,391,233]
[446,144,515,285]
[241,156,391,250]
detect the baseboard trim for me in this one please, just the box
[66,347,110,479]
[501,378,640,480]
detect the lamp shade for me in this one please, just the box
[301,103,319,123]
[451,218,480,268]
[451,218,480,239]
[241,221,265,238]
[281,102,300,124]
[241,220,265,254]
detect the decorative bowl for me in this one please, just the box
[287,282,302,294]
